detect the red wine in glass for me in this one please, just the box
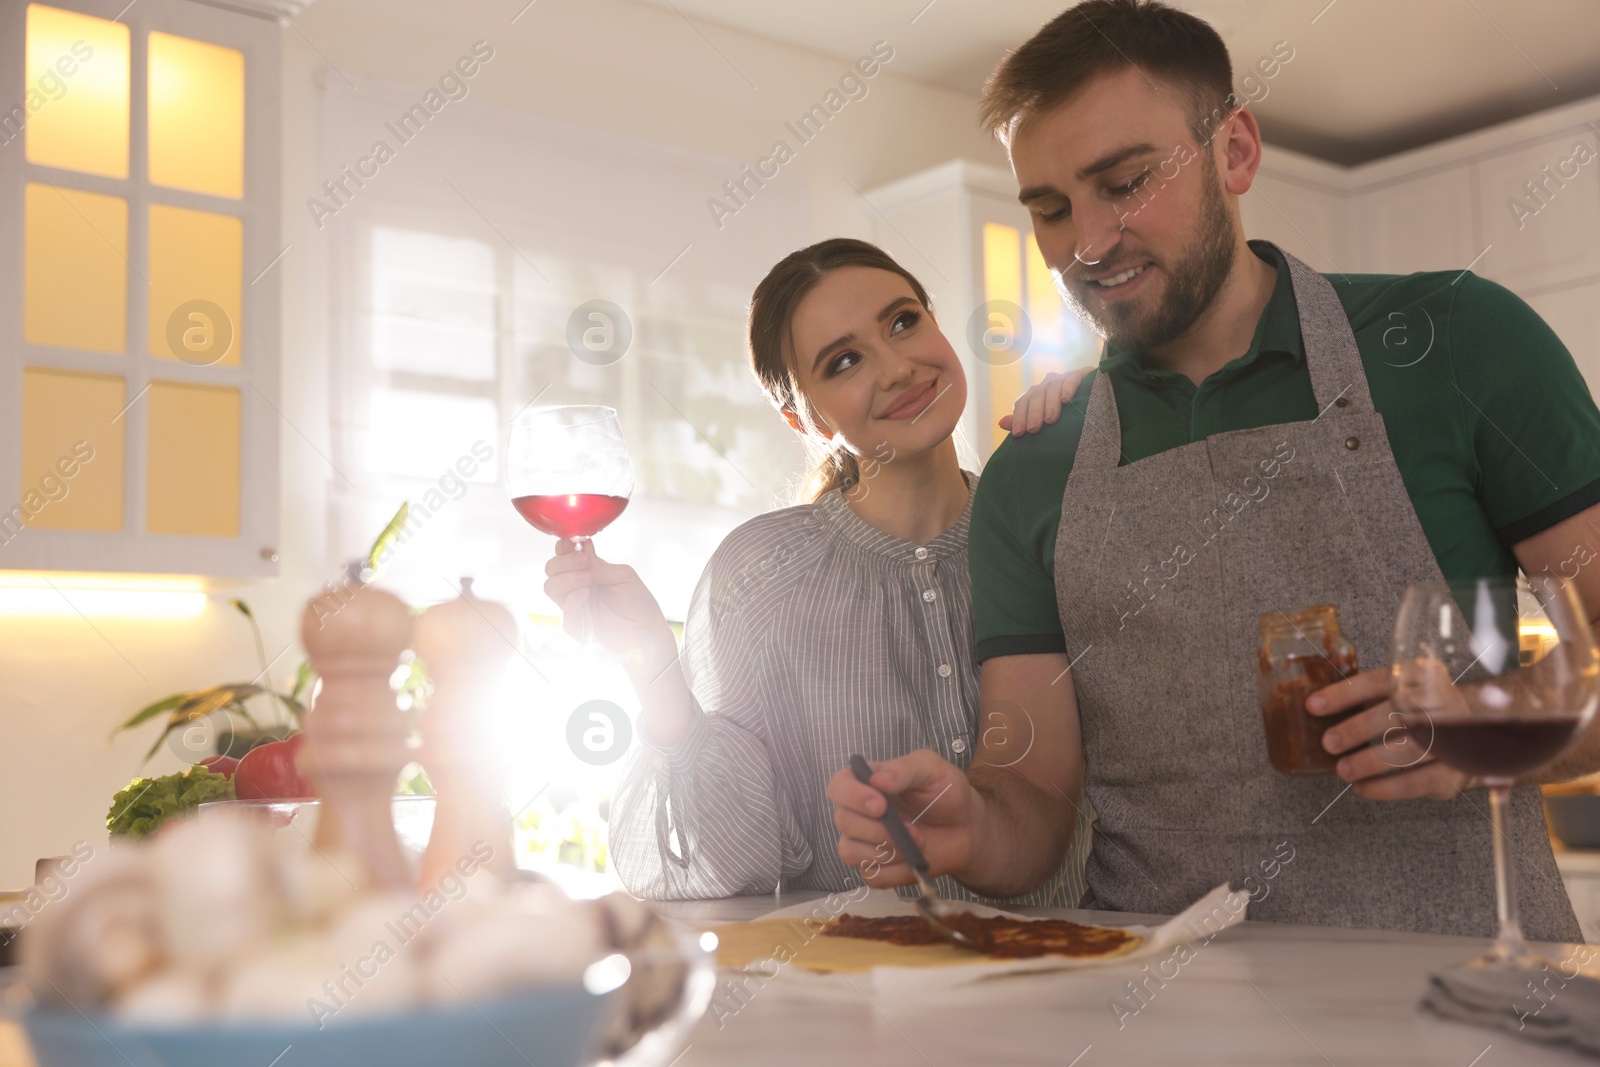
[512,493,629,540]
[507,405,635,643]
[1402,713,1585,780]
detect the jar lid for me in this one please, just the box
[1260,604,1340,640]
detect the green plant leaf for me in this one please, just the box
[289,660,314,702]
[277,692,307,720]
[135,684,269,764]
[227,699,263,734]
[230,598,254,621]
[174,684,268,721]
[366,502,410,577]
[142,729,172,763]
[111,693,185,738]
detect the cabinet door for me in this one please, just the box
[1354,167,1477,274]
[1240,172,1351,275]
[966,196,1098,458]
[0,0,280,578]
[1525,281,1600,400]
[1473,128,1600,292]
[1562,872,1600,940]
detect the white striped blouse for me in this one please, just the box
[608,473,1092,907]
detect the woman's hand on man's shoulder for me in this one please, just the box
[997,367,1090,436]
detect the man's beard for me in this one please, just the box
[1061,163,1237,353]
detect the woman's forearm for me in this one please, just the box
[624,635,699,750]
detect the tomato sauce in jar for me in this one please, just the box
[1258,605,1361,774]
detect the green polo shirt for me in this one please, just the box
[971,242,1600,662]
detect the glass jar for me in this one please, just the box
[1257,605,1361,774]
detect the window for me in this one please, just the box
[322,76,807,890]
[323,76,808,618]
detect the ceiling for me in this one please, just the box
[631,0,1600,165]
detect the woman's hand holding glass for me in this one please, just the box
[543,539,677,676]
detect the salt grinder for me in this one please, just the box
[299,565,416,890]
[413,578,517,891]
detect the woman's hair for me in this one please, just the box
[748,237,934,503]
[979,0,1233,148]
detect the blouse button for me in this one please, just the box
[914,547,929,560]
[951,738,967,754]
[1345,436,1360,451]
[937,663,952,678]
[922,589,937,603]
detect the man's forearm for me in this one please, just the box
[952,764,1076,899]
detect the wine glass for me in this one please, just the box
[1391,575,1600,969]
[507,405,634,639]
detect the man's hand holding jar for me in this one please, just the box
[1281,606,1474,800]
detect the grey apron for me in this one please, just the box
[1052,243,1582,941]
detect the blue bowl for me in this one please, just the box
[22,983,616,1067]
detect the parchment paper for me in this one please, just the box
[710,883,1248,990]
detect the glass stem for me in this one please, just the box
[1487,782,1528,964]
[571,535,594,644]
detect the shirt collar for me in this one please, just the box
[815,470,977,563]
[1100,240,1303,382]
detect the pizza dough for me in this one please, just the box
[710,913,1142,975]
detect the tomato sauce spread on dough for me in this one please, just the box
[822,913,1137,959]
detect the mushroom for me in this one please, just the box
[23,849,164,1008]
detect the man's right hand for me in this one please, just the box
[827,749,983,887]
[831,654,1085,900]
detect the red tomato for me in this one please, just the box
[234,734,315,800]
[196,755,239,779]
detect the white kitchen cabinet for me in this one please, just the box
[1472,128,1600,293]
[1238,170,1351,275]
[1555,850,1600,942]
[1353,166,1479,275]
[0,0,281,579]
[1524,281,1600,401]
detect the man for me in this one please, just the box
[828,0,1600,939]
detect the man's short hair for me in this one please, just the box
[979,0,1234,148]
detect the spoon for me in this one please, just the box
[849,755,991,953]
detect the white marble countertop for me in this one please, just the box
[653,891,1597,1066]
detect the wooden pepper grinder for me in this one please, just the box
[414,577,518,891]
[299,565,416,891]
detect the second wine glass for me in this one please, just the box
[1391,575,1600,970]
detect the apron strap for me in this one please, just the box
[1070,242,1373,476]
[1071,361,1124,476]
[1273,242,1374,415]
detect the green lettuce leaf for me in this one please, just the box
[106,767,236,839]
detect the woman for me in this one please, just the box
[544,238,1088,902]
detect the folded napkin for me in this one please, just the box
[1422,959,1600,1058]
